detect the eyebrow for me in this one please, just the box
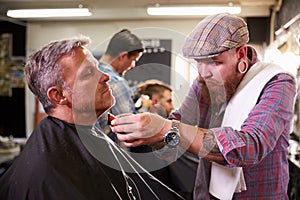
[195,58,216,64]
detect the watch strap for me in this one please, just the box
[171,120,180,135]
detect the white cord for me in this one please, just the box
[90,125,184,200]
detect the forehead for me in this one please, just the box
[195,57,215,63]
[162,89,172,98]
[59,47,96,74]
[60,47,85,62]
[61,47,96,65]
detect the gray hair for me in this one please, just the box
[25,35,91,114]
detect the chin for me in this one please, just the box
[110,96,116,107]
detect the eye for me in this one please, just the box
[212,58,223,65]
[206,59,218,65]
[82,67,95,78]
[213,61,222,65]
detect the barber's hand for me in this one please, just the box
[110,112,171,147]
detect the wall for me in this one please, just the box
[0,21,26,138]
[276,0,300,30]
[264,0,300,136]
[26,19,200,52]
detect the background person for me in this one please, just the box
[132,79,178,191]
[136,79,198,200]
[97,29,144,141]
[111,13,297,199]
[0,36,183,200]
[136,79,174,118]
[97,30,178,194]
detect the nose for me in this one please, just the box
[170,104,174,110]
[98,72,110,83]
[197,62,213,79]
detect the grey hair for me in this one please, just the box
[25,35,91,114]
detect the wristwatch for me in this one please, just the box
[164,120,180,148]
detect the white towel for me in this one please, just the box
[209,62,292,199]
[209,162,245,200]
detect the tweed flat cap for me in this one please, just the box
[182,13,249,59]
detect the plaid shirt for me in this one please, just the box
[170,65,296,199]
[97,63,136,135]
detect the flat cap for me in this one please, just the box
[182,13,249,59]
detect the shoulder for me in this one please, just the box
[256,62,296,81]
[98,63,120,81]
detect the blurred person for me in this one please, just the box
[0,36,183,200]
[97,29,144,140]
[136,79,198,200]
[97,30,176,192]
[132,79,177,191]
[111,13,296,199]
[136,79,174,118]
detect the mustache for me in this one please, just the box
[197,76,222,86]
[198,76,205,84]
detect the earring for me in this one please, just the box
[238,59,248,74]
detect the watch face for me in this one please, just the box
[165,131,180,147]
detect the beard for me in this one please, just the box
[197,67,242,105]
[198,77,227,105]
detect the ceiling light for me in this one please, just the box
[7,8,92,18]
[147,5,241,16]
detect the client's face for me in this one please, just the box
[61,47,114,120]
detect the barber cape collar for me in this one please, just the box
[209,62,293,200]
[88,126,184,200]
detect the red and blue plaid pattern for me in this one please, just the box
[183,13,249,59]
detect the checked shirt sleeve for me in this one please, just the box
[212,73,296,166]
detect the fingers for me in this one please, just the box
[117,134,144,147]
[116,113,133,118]
[110,112,165,147]
[111,112,149,130]
[110,123,138,134]
[111,113,136,126]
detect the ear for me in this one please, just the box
[47,86,68,105]
[151,95,159,105]
[118,52,128,60]
[236,45,248,60]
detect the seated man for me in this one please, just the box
[0,36,183,200]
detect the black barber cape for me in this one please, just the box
[0,116,183,200]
